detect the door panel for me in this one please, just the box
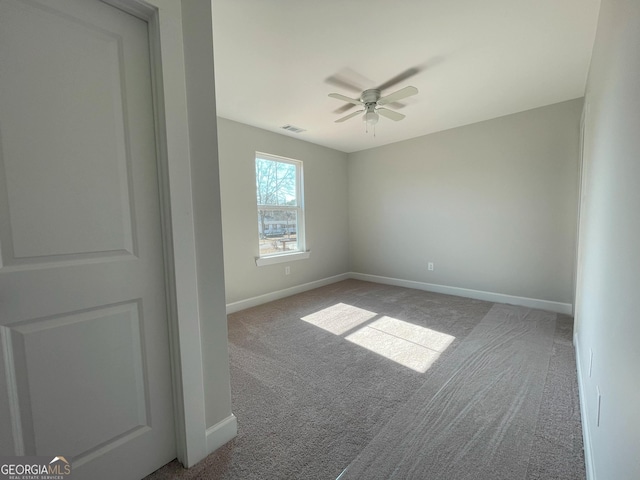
[0,0,176,478]
[0,0,135,263]
[7,301,148,456]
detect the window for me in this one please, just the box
[255,152,307,264]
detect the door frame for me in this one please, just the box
[101,0,216,467]
[573,97,589,322]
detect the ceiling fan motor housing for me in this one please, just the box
[361,88,381,104]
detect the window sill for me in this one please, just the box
[255,251,311,267]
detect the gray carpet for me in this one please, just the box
[339,303,557,479]
[145,279,584,480]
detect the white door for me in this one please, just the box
[0,0,176,478]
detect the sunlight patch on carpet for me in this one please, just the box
[301,303,455,373]
[301,303,377,335]
[346,316,455,372]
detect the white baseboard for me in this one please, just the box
[205,414,237,455]
[226,273,350,314]
[226,271,573,315]
[349,272,573,314]
[573,333,595,480]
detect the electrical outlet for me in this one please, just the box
[428,262,434,271]
[285,266,290,275]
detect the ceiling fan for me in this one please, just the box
[326,67,421,127]
[328,85,419,125]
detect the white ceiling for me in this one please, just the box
[211,0,601,154]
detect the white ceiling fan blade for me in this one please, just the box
[335,109,364,123]
[328,93,363,106]
[377,108,405,121]
[377,86,418,106]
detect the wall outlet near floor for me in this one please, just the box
[285,266,290,275]
[428,262,434,271]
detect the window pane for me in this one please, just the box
[258,208,298,256]
[256,158,297,207]
[255,153,304,260]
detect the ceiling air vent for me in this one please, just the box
[280,124,306,134]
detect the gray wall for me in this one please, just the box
[349,99,582,304]
[574,0,640,478]
[218,118,349,304]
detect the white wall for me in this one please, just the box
[574,0,640,478]
[218,118,349,304]
[181,1,233,436]
[349,99,582,305]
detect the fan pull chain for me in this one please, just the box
[364,122,376,137]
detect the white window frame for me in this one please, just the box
[255,152,309,266]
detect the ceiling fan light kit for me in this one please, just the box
[364,110,379,126]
